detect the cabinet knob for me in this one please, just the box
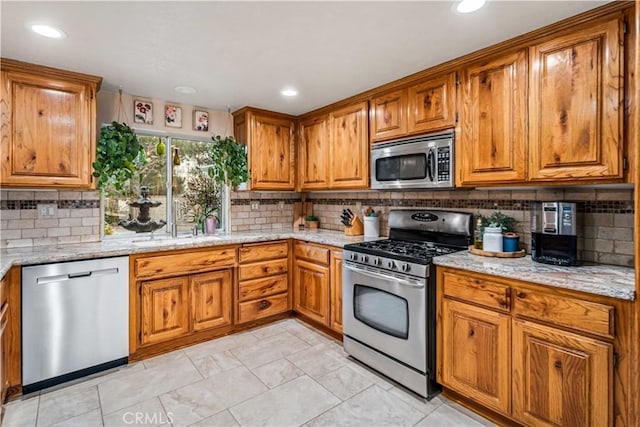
[517,292,527,299]
[259,300,271,310]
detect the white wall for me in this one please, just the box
[97,90,233,140]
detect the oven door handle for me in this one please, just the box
[344,264,425,288]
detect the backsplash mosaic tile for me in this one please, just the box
[2,187,635,268]
[0,190,101,249]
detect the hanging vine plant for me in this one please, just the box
[93,121,146,192]
[208,135,250,189]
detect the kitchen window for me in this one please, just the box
[103,134,228,237]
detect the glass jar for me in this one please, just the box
[483,226,503,252]
[473,218,483,249]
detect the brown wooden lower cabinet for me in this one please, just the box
[512,320,612,427]
[329,250,343,334]
[191,270,232,332]
[293,259,330,325]
[441,298,511,415]
[236,241,291,324]
[437,266,627,427]
[141,276,190,346]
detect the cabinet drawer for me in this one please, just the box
[239,274,288,302]
[238,293,289,323]
[239,241,288,264]
[443,271,511,312]
[135,248,237,279]
[294,242,329,265]
[239,259,288,281]
[513,289,614,338]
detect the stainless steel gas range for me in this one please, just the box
[342,209,473,399]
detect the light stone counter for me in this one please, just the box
[0,229,366,278]
[434,251,635,301]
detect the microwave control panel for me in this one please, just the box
[437,147,451,181]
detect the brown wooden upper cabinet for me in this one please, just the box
[458,50,528,185]
[233,107,296,190]
[298,101,368,191]
[370,72,455,143]
[407,73,456,135]
[370,89,407,142]
[0,58,102,189]
[528,16,623,182]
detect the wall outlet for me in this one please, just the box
[250,201,260,211]
[37,203,57,218]
[278,201,285,210]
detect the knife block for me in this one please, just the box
[345,216,364,236]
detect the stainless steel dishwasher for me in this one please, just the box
[22,256,129,392]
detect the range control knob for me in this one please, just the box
[373,257,381,266]
[401,263,411,272]
[350,253,358,261]
[360,255,369,263]
[387,260,396,269]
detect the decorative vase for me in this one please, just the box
[306,220,319,229]
[205,217,217,234]
[503,232,520,252]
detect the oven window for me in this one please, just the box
[375,153,427,181]
[353,285,409,339]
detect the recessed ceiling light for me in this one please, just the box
[30,24,65,39]
[281,88,298,97]
[456,0,486,13]
[174,86,196,94]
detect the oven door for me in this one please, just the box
[342,262,426,372]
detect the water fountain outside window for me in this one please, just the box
[118,186,167,233]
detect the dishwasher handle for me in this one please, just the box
[37,267,120,285]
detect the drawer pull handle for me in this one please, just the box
[517,292,527,299]
[260,300,271,310]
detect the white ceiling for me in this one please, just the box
[2,1,610,115]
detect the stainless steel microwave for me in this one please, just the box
[371,131,454,189]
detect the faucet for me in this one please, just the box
[171,200,180,238]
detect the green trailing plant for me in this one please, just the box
[305,215,319,221]
[480,211,518,233]
[208,135,250,189]
[93,122,146,192]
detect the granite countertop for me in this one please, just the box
[434,251,635,301]
[0,229,365,278]
[2,231,635,301]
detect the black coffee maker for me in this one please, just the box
[531,202,578,266]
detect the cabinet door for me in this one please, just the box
[441,299,511,415]
[294,259,330,325]
[329,250,343,334]
[0,299,7,404]
[459,50,528,185]
[513,320,612,427]
[330,101,369,189]
[250,114,295,190]
[407,73,455,133]
[370,89,407,142]
[299,114,330,190]
[529,18,623,182]
[191,270,232,332]
[1,71,95,188]
[140,276,190,346]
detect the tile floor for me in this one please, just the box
[2,319,495,427]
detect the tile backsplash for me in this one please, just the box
[2,187,635,268]
[0,190,101,248]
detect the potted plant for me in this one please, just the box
[182,169,221,234]
[208,135,250,189]
[305,215,319,229]
[481,211,519,252]
[92,121,146,193]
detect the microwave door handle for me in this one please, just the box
[427,147,436,182]
[344,264,424,288]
